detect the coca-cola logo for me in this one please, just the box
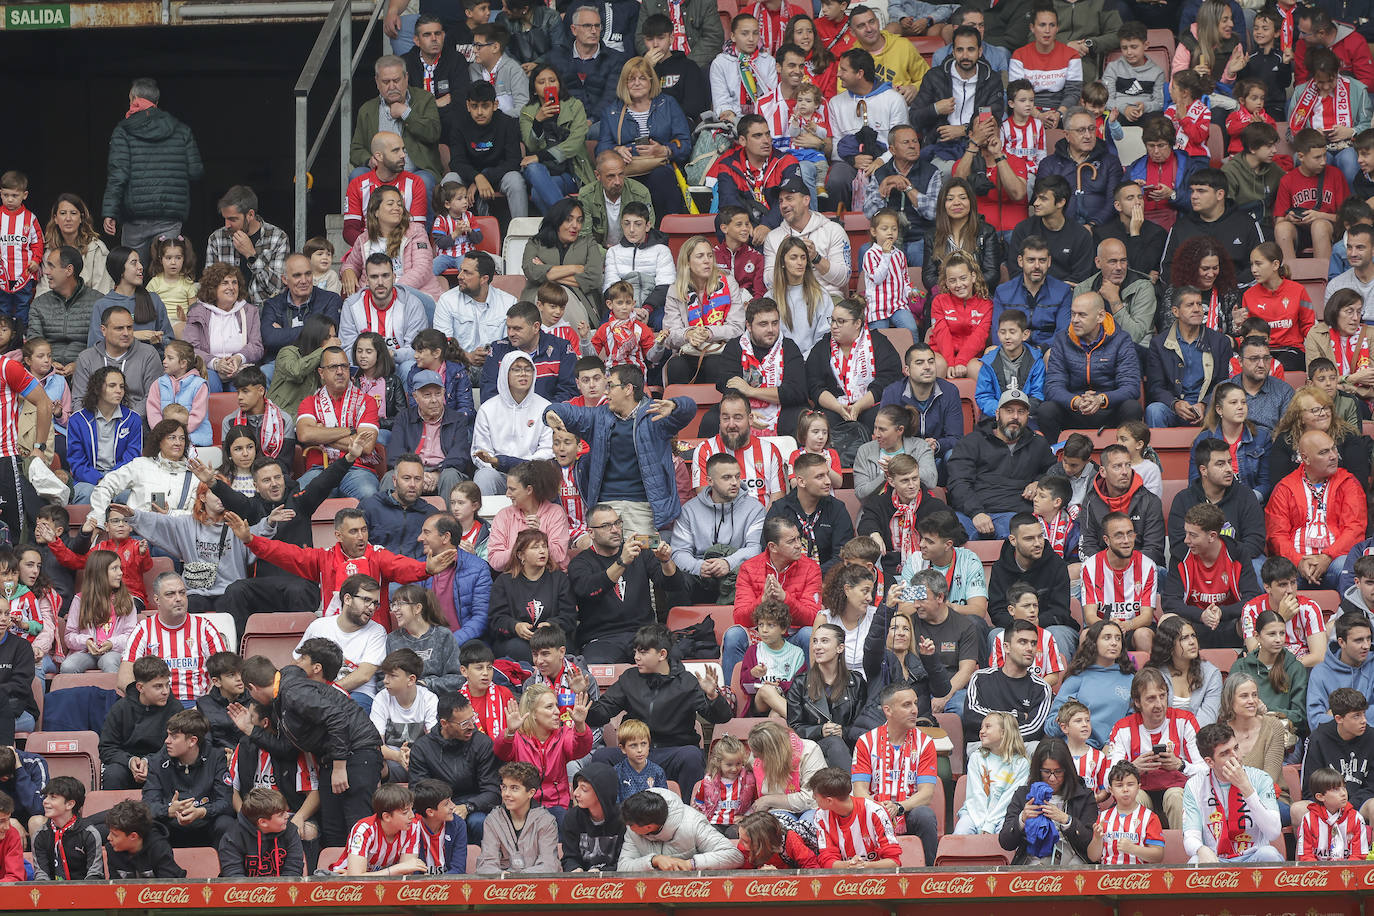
[920,876,976,895]
[396,884,453,903]
[482,883,538,902]
[1007,876,1063,894]
[309,884,365,903]
[1095,873,1153,892]
[657,881,713,899]
[1184,871,1240,890]
[222,886,278,904]
[569,883,626,901]
[833,878,888,896]
[1274,869,1330,889]
[137,887,191,905]
[745,880,800,898]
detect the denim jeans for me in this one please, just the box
[955,511,1016,540]
[869,309,920,332]
[720,624,813,685]
[798,159,820,210]
[433,253,464,275]
[523,162,580,214]
[207,369,235,393]
[298,465,380,499]
[61,650,122,673]
[0,282,34,327]
[1143,402,1200,428]
[1330,146,1361,185]
[388,12,420,54]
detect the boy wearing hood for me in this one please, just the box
[561,761,624,870]
[1335,555,1374,638]
[142,708,235,848]
[618,787,744,870]
[602,203,675,323]
[1077,444,1165,566]
[1309,616,1374,730]
[218,786,306,878]
[104,799,185,879]
[471,351,553,496]
[670,451,766,606]
[1301,687,1374,821]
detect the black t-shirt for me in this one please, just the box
[914,609,980,683]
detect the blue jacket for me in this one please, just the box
[359,487,438,561]
[545,44,629,125]
[425,548,492,647]
[390,403,474,475]
[991,275,1075,351]
[878,377,965,456]
[975,344,1046,417]
[0,749,47,821]
[259,286,343,360]
[1308,638,1374,729]
[596,94,692,165]
[481,332,578,404]
[1042,665,1135,749]
[1125,150,1197,217]
[156,373,211,446]
[1144,324,1234,408]
[407,360,475,421]
[1189,423,1274,502]
[419,813,469,875]
[66,407,143,486]
[1044,315,1139,409]
[1035,136,1124,227]
[548,397,695,528]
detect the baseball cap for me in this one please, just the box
[411,370,444,390]
[997,388,1030,410]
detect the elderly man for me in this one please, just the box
[343,131,429,245]
[259,253,343,371]
[909,25,1005,164]
[1229,336,1293,430]
[101,77,203,254]
[1037,292,1142,441]
[389,370,473,504]
[1074,237,1157,347]
[339,254,428,375]
[480,300,577,403]
[1145,286,1235,429]
[117,572,227,704]
[947,389,1056,540]
[863,125,942,267]
[825,45,910,209]
[203,185,290,306]
[1093,182,1167,284]
[349,55,443,198]
[1035,108,1123,227]
[546,5,628,137]
[71,305,161,414]
[434,251,515,365]
[30,247,103,375]
[763,176,851,299]
[418,513,492,648]
[578,152,653,248]
[1267,430,1369,589]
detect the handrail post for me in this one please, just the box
[295,91,309,250]
[339,5,354,215]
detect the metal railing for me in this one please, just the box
[293,0,387,249]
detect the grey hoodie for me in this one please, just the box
[385,624,465,695]
[129,510,274,596]
[669,486,765,575]
[1101,56,1165,113]
[617,787,744,871]
[71,339,163,414]
[475,804,562,874]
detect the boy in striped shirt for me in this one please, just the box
[988,584,1065,687]
[332,783,426,876]
[0,171,41,326]
[1057,701,1108,800]
[1088,762,1165,865]
[1298,766,1371,860]
[1240,556,1327,663]
[809,767,902,868]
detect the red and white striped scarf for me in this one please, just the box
[739,331,785,431]
[830,328,875,404]
[1296,474,1333,554]
[667,0,690,52]
[1291,77,1352,135]
[890,488,922,562]
[228,401,288,458]
[1331,328,1372,376]
[1040,510,1071,558]
[313,386,367,462]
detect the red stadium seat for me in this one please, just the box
[835,488,861,527]
[471,215,501,258]
[84,789,142,816]
[934,833,1014,865]
[1148,427,1201,479]
[665,605,736,647]
[1201,648,1238,675]
[144,556,174,604]
[465,844,482,873]
[876,327,914,360]
[1307,590,1341,613]
[27,731,100,788]
[1161,478,1188,522]
[1161,829,1188,864]
[317,847,345,872]
[663,384,722,438]
[661,214,718,260]
[953,774,967,815]
[588,663,632,688]
[896,834,926,866]
[208,392,238,446]
[935,712,964,776]
[173,846,221,879]
[49,672,117,694]
[240,612,316,665]
[951,376,978,426]
[490,275,524,298]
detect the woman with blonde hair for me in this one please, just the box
[663,235,747,383]
[1269,384,1371,487]
[1173,0,1244,102]
[492,682,592,822]
[954,711,1029,835]
[1216,672,1286,791]
[746,718,826,814]
[339,185,444,299]
[770,235,832,357]
[596,56,692,215]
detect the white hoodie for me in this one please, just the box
[617,788,745,871]
[471,350,553,472]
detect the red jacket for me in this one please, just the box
[0,822,21,881]
[714,241,765,299]
[733,553,821,627]
[1295,24,1374,91]
[927,293,994,368]
[244,537,427,630]
[1265,467,1368,563]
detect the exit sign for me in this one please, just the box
[5,4,71,29]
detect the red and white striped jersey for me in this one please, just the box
[692,436,786,505]
[229,745,319,794]
[1107,710,1203,768]
[332,814,423,873]
[461,683,512,737]
[558,463,587,541]
[989,625,1065,677]
[1073,746,1109,792]
[1298,802,1370,861]
[0,357,38,459]
[692,777,751,825]
[1001,116,1046,178]
[544,323,582,354]
[1094,803,1164,865]
[1240,594,1325,659]
[815,796,901,866]
[0,207,41,293]
[431,213,476,259]
[861,246,912,323]
[345,170,427,226]
[1081,551,1158,623]
[123,613,228,701]
[852,725,937,803]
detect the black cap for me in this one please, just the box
[777,174,808,196]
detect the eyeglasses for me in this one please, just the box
[1067,125,1095,134]
[474,40,496,47]
[350,595,382,608]
[1039,767,1065,777]
[454,715,480,729]
[589,519,624,530]
[1304,405,1332,416]
[321,362,350,371]
[573,20,600,28]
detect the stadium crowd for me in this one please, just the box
[8,0,1374,882]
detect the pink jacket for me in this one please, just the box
[491,724,594,808]
[487,501,571,572]
[342,223,445,300]
[63,596,138,657]
[182,301,265,368]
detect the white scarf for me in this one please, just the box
[830,328,875,405]
[229,401,288,458]
[313,386,366,461]
[739,331,785,431]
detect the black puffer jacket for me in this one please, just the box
[946,420,1056,518]
[251,665,380,764]
[910,58,1005,149]
[587,660,735,749]
[922,215,1004,294]
[407,725,502,813]
[786,668,868,745]
[101,107,204,223]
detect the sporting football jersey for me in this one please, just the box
[1081,551,1158,623]
[124,613,228,701]
[692,435,787,505]
[1240,594,1324,659]
[1095,803,1165,865]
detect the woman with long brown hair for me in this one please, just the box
[340,185,444,299]
[770,235,832,357]
[1191,381,1273,501]
[745,718,826,814]
[782,15,837,99]
[388,583,464,695]
[920,177,1003,294]
[487,527,575,663]
[1147,615,1222,726]
[785,622,868,767]
[60,549,137,674]
[815,562,877,667]
[36,193,110,296]
[1230,608,1308,737]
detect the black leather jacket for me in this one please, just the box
[922,215,1004,295]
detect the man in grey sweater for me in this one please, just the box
[669,452,765,606]
[71,305,162,415]
[619,788,744,871]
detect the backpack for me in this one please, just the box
[687,121,736,188]
[771,811,821,863]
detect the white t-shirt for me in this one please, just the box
[370,683,439,747]
[296,617,387,698]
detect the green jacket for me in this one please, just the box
[266,343,326,419]
[1230,648,1308,735]
[520,97,596,190]
[101,107,203,223]
[349,89,444,177]
[635,0,724,69]
[576,178,654,247]
[1221,155,1285,212]
[1074,268,1157,347]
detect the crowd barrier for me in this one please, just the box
[4,863,1367,914]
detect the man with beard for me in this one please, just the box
[363,453,439,561]
[757,44,834,201]
[402,15,472,136]
[857,452,944,583]
[987,512,1076,660]
[769,451,855,573]
[1168,439,1267,563]
[703,298,807,438]
[763,180,852,300]
[1093,183,1167,286]
[292,575,388,710]
[1038,292,1143,442]
[992,236,1073,352]
[1079,512,1159,651]
[1079,444,1166,567]
[947,388,1054,540]
[343,131,430,244]
[1162,503,1262,648]
[909,26,1006,165]
[671,453,766,606]
[1145,286,1235,428]
[962,619,1053,741]
[434,251,516,364]
[691,390,787,507]
[1075,236,1158,348]
[197,436,365,631]
[1267,430,1369,590]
